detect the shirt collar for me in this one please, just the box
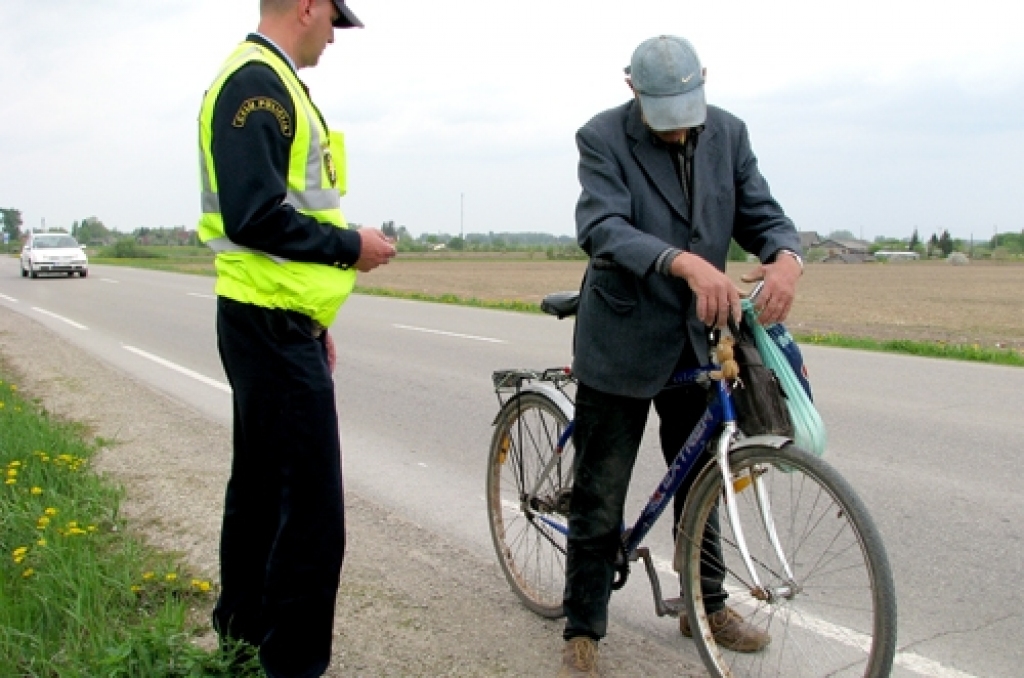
[251,32,297,74]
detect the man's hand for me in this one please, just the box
[740,254,801,325]
[355,228,397,272]
[670,251,742,328]
[324,329,337,373]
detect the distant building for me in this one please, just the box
[875,251,920,261]
[797,231,821,252]
[817,238,874,263]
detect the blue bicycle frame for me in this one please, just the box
[532,364,736,559]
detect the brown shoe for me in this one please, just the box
[557,637,600,677]
[680,607,770,653]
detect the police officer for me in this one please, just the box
[196,2,395,676]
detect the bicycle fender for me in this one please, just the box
[491,383,574,425]
[730,434,792,452]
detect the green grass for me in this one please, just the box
[796,333,1024,367]
[0,377,262,677]
[353,285,541,313]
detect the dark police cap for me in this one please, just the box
[331,0,363,28]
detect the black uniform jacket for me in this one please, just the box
[210,34,361,267]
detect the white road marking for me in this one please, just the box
[0,293,18,303]
[393,323,507,344]
[188,292,216,299]
[32,307,88,330]
[122,345,231,393]
[500,504,975,678]
[100,278,120,284]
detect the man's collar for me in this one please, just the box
[247,33,297,74]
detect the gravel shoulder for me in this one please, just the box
[0,310,703,677]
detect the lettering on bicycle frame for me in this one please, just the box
[623,394,723,555]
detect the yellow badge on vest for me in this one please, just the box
[323,145,337,187]
[232,97,292,137]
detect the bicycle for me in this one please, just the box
[486,290,897,677]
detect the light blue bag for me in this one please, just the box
[741,300,827,457]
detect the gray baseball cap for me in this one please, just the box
[331,0,364,28]
[628,36,706,131]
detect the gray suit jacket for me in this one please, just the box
[572,100,800,399]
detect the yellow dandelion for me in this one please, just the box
[31,487,43,496]
[0,402,5,409]
[192,579,212,593]
[10,384,17,391]
[14,555,26,565]
[67,528,88,536]
[13,547,29,558]
[142,571,155,581]
[67,521,78,529]
[4,479,15,486]
[165,573,178,582]
[44,507,58,516]
[87,525,98,533]
[8,461,21,468]
[38,454,49,462]
[131,585,143,594]
[6,469,17,477]
[36,539,47,547]
[36,516,50,529]
[23,568,35,578]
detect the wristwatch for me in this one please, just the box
[775,249,804,274]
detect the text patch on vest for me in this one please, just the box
[233,97,292,137]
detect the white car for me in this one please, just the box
[21,234,89,278]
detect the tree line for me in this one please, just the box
[3,206,1022,260]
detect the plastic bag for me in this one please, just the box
[741,299,828,457]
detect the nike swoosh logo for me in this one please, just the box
[681,73,695,83]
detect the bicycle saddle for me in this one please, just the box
[541,291,579,319]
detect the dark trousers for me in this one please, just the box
[213,298,345,678]
[563,380,727,641]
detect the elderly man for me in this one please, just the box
[197,2,395,676]
[558,35,803,677]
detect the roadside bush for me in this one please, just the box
[102,239,165,259]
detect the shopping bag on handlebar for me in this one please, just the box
[741,299,828,458]
[727,312,795,439]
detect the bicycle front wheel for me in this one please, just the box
[678,444,896,678]
[486,392,574,618]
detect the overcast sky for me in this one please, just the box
[2,0,1022,242]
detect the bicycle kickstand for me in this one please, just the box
[632,547,686,618]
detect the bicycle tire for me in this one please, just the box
[486,392,574,618]
[678,444,896,678]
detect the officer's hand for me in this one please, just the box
[671,252,742,328]
[740,256,801,325]
[355,228,397,272]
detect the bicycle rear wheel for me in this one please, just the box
[486,392,574,618]
[678,444,896,678]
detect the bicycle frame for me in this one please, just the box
[522,362,794,603]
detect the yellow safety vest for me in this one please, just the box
[197,41,356,327]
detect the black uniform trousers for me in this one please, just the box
[213,297,345,678]
[563,376,727,642]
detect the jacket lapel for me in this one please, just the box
[690,116,718,239]
[626,101,689,224]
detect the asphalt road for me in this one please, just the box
[1,258,1021,678]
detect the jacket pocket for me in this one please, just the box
[589,269,637,315]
